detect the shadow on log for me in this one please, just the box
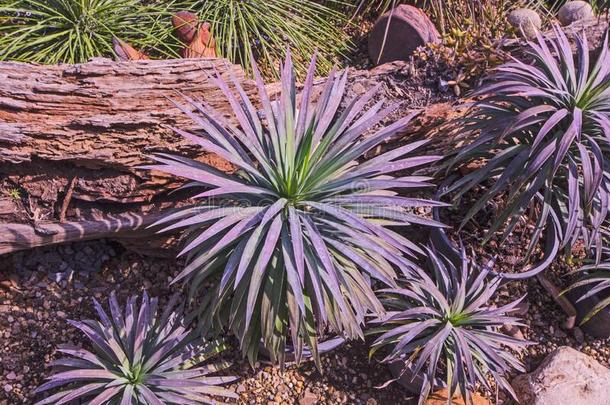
[0,212,165,256]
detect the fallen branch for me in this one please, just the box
[536,273,578,329]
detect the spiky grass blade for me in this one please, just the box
[0,0,180,64]
[173,0,350,79]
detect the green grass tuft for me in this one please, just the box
[0,0,182,64]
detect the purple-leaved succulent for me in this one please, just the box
[446,26,610,277]
[144,51,446,367]
[370,245,529,405]
[34,292,237,405]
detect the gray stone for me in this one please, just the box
[508,8,542,39]
[299,389,317,405]
[512,346,610,405]
[368,5,440,65]
[558,1,595,26]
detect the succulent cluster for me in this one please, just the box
[146,51,445,367]
[370,247,528,404]
[35,292,237,404]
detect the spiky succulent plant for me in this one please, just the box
[35,292,237,405]
[145,52,445,367]
[370,246,528,405]
[446,27,610,275]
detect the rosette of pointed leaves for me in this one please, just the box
[446,27,610,274]
[144,52,445,367]
[369,246,528,405]
[34,292,237,405]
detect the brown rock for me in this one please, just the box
[172,11,199,43]
[172,12,216,59]
[507,8,542,40]
[558,1,595,26]
[182,22,217,59]
[299,389,317,405]
[512,346,610,405]
[425,389,491,405]
[112,38,150,61]
[368,5,440,65]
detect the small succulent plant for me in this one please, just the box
[35,292,237,405]
[370,246,529,404]
[446,27,610,275]
[145,51,445,367]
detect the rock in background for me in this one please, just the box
[368,5,441,65]
[512,346,610,405]
[508,8,542,39]
[558,1,595,25]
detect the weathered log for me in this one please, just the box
[0,57,250,208]
[0,56,450,255]
[0,57,250,255]
[0,212,164,256]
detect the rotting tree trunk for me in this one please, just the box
[0,57,256,255]
[0,57,249,199]
[0,56,452,256]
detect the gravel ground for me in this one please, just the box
[0,241,417,405]
[1,227,609,404]
[1,182,609,405]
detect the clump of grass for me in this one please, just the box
[174,0,351,78]
[0,0,180,64]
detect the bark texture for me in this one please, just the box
[0,56,449,255]
[0,57,253,254]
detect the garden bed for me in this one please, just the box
[0,240,415,404]
[2,2,610,404]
